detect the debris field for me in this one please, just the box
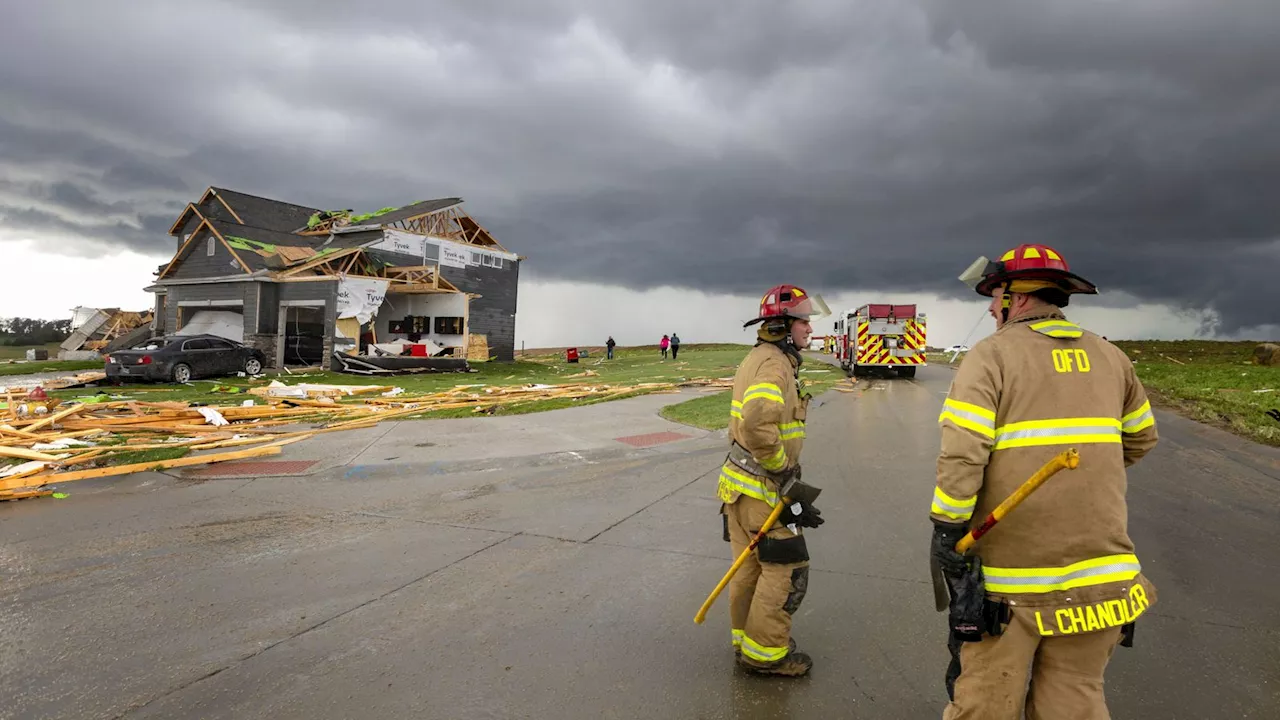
[0,376,733,501]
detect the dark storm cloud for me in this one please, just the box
[1,0,1278,331]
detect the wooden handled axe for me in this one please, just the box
[931,448,1080,612]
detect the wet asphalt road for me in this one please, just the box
[3,365,1279,719]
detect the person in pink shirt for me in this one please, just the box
[660,334,670,359]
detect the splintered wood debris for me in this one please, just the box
[0,377,732,501]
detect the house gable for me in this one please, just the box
[159,220,255,281]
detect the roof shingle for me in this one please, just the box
[210,187,323,233]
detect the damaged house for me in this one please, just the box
[144,187,521,372]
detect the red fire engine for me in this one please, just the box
[833,303,928,378]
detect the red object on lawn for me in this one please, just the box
[566,348,579,363]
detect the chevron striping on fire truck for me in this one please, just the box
[833,303,927,378]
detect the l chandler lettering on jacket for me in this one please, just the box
[1033,584,1151,637]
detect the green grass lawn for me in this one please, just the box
[0,359,103,377]
[1113,340,1280,447]
[44,343,757,419]
[0,342,65,360]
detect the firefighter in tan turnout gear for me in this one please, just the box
[719,284,830,677]
[930,244,1160,719]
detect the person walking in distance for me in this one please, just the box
[719,284,830,677]
[660,334,670,359]
[670,332,681,360]
[931,244,1160,718]
[606,336,616,360]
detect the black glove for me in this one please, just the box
[930,518,971,577]
[945,558,987,642]
[775,462,801,486]
[781,499,824,529]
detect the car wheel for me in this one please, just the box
[244,357,263,375]
[172,363,192,384]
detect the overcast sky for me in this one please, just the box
[2,0,1277,348]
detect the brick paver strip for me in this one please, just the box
[614,431,693,448]
[184,460,318,478]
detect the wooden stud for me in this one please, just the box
[0,443,286,492]
[22,402,88,434]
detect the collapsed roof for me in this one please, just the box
[157,185,510,284]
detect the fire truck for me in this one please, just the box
[833,303,928,378]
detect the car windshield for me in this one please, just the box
[130,339,170,351]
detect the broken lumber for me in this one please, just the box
[0,446,66,463]
[0,443,286,492]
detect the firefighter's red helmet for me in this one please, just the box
[744,284,830,327]
[961,244,1098,297]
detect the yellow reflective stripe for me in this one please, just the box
[931,486,976,520]
[740,634,789,663]
[759,446,787,472]
[732,629,744,647]
[743,384,785,405]
[942,398,996,421]
[984,554,1142,594]
[994,417,1121,450]
[778,420,805,440]
[939,398,996,440]
[1029,320,1083,338]
[1121,401,1155,433]
[730,400,743,420]
[718,465,779,506]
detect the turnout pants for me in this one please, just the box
[944,606,1124,720]
[723,496,810,665]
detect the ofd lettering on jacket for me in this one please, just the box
[1052,348,1091,373]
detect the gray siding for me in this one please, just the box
[174,284,246,302]
[444,261,520,362]
[243,284,259,335]
[168,227,252,280]
[153,293,168,335]
[280,282,336,302]
[175,215,203,252]
[165,287,181,332]
[365,247,521,361]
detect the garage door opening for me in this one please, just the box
[176,308,244,342]
[281,306,325,367]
